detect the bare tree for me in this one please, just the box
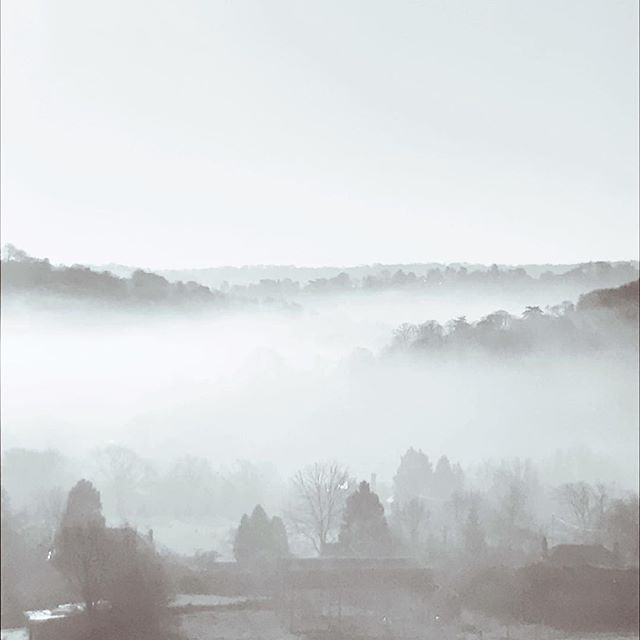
[37,487,66,543]
[593,483,609,523]
[554,482,595,539]
[287,462,350,555]
[96,445,146,521]
[605,494,640,562]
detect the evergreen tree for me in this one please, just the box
[1,489,24,627]
[233,514,252,565]
[53,480,109,612]
[393,448,433,505]
[434,456,457,500]
[61,479,105,528]
[339,481,391,557]
[233,505,289,567]
[247,505,272,563]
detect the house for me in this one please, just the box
[278,556,433,590]
[546,543,620,569]
[276,557,439,636]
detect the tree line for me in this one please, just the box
[3,244,637,306]
[387,280,639,356]
[2,447,638,632]
[1,245,224,308]
[223,261,638,298]
[232,451,638,570]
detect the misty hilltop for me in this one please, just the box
[2,246,637,361]
[387,280,639,358]
[0,245,226,310]
[95,259,639,295]
[2,246,637,486]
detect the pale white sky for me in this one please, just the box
[1,0,638,269]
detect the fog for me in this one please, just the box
[2,0,638,633]
[2,285,637,488]
[2,262,638,636]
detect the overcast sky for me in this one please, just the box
[1,0,638,269]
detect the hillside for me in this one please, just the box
[0,247,224,308]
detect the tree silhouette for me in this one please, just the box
[96,445,146,521]
[339,481,391,557]
[233,505,289,567]
[288,462,350,554]
[433,456,460,500]
[1,489,24,626]
[393,448,433,505]
[554,482,595,540]
[53,480,109,612]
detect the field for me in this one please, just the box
[174,609,297,640]
[173,605,640,640]
[3,600,638,640]
[0,630,27,640]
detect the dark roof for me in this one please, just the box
[107,526,155,550]
[281,556,419,570]
[278,557,434,591]
[547,544,619,568]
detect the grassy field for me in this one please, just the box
[4,607,637,640]
[175,608,297,640]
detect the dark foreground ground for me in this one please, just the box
[173,607,639,640]
[3,598,638,640]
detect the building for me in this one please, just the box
[546,543,620,569]
[276,557,439,636]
